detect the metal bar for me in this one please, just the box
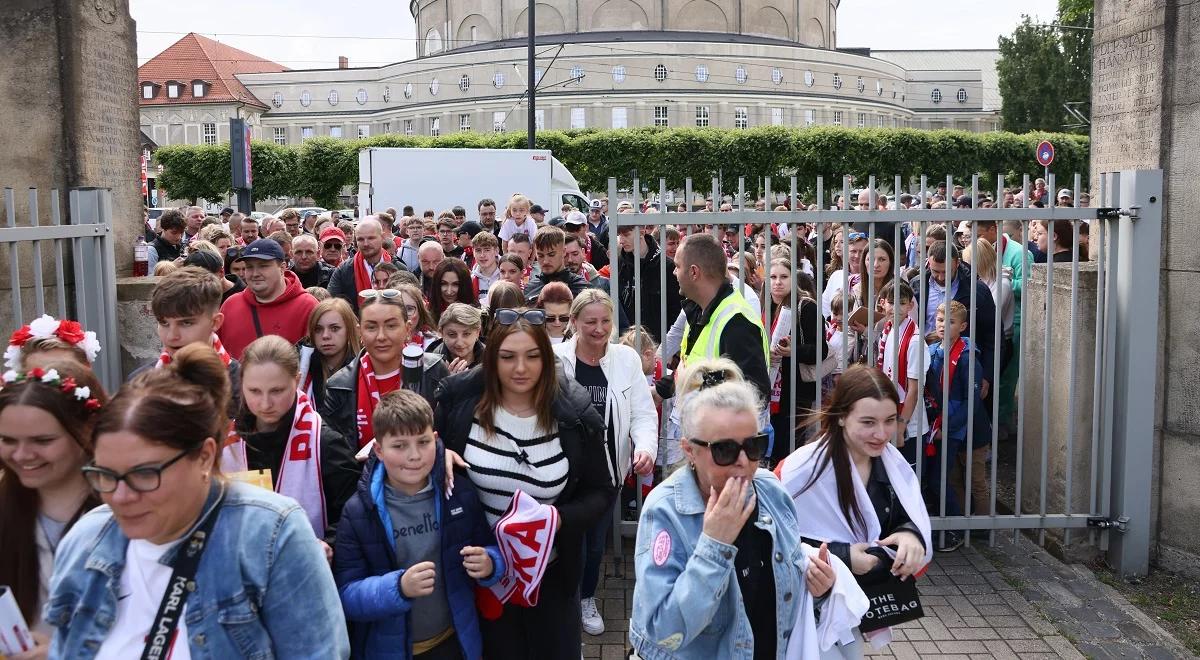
[737,177,746,297]
[653,207,1099,226]
[50,190,67,318]
[28,189,45,317]
[1089,174,1108,546]
[865,175,876,367]
[659,178,668,353]
[840,175,850,371]
[928,514,1097,530]
[1039,173,1056,546]
[1064,173,1081,545]
[939,173,951,545]
[914,174,927,487]
[1014,174,1030,541]
[966,193,978,531]
[95,189,120,390]
[990,173,1004,545]
[5,188,21,324]
[632,177,642,354]
[1099,172,1120,551]
[1108,169,1162,578]
[0,224,110,242]
[814,177,825,407]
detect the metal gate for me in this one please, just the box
[603,170,1160,579]
[1,187,121,390]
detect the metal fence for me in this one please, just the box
[603,170,1161,579]
[1,187,121,390]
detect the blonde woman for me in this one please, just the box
[962,238,1014,363]
[551,288,657,636]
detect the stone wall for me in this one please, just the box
[1092,0,1200,574]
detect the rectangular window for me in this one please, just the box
[404,119,414,135]
[167,84,180,99]
[857,112,866,128]
[273,127,287,145]
[570,107,586,129]
[430,117,440,136]
[893,117,900,128]
[493,111,506,132]
[459,114,471,132]
[330,126,343,138]
[734,107,748,129]
[382,122,391,134]
[653,105,669,127]
[611,107,627,129]
[142,85,154,100]
[877,115,885,128]
[201,122,217,145]
[357,124,370,138]
[534,109,545,130]
[301,126,314,140]
[771,107,784,126]
[805,109,815,127]
[695,106,710,127]
[192,82,205,98]
[471,26,478,43]
[832,111,842,126]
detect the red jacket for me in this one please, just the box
[218,270,318,359]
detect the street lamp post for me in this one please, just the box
[527,0,536,149]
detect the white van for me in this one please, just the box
[357,148,590,218]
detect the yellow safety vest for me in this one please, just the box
[681,289,770,366]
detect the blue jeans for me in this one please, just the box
[581,494,618,599]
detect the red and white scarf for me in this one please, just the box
[157,333,231,368]
[484,490,559,610]
[355,353,400,448]
[298,345,317,404]
[221,391,327,537]
[927,337,967,439]
[353,249,393,302]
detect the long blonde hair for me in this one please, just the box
[962,237,997,282]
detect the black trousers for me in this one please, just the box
[481,558,582,659]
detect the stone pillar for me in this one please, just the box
[0,0,141,335]
[1092,0,1200,573]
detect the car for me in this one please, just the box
[250,211,270,221]
[273,205,326,218]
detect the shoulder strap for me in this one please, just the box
[140,487,225,660]
[249,307,264,338]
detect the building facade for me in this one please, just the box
[139,1,1001,150]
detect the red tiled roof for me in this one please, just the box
[138,33,288,109]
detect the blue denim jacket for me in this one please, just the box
[46,480,350,659]
[630,467,808,659]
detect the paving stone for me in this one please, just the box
[973,604,1018,616]
[949,627,1001,641]
[982,640,1020,659]
[1042,635,1087,660]
[919,617,957,641]
[993,626,1039,640]
[911,641,941,654]
[935,640,989,653]
[1003,638,1051,653]
[902,628,931,641]
[886,641,921,660]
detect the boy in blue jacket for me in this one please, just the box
[334,389,505,659]
[924,300,992,552]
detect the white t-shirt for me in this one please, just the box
[497,217,536,243]
[881,320,931,440]
[96,539,191,660]
[821,269,847,319]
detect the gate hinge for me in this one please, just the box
[1087,516,1129,532]
[1095,207,1121,220]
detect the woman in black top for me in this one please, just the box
[762,259,827,463]
[296,297,360,412]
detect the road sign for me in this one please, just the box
[1036,140,1055,167]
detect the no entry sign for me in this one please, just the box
[1036,140,1055,167]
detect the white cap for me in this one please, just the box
[1057,188,1073,199]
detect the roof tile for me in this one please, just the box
[137,33,287,109]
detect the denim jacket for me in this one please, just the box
[46,481,350,659]
[630,467,808,659]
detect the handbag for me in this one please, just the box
[797,299,838,382]
[856,569,924,633]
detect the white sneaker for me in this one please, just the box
[581,597,605,635]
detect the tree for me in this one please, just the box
[996,0,1093,134]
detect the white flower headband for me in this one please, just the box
[4,314,101,370]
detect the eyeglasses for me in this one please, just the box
[82,448,191,493]
[544,314,570,324]
[359,288,402,300]
[689,433,769,466]
[493,308,545,326]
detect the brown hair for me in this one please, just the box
[678,233,726,280]
[94,343,231,462]
[0,360,106,622]
[306,297,361,356]
[268,230,293,249]
[476,311,557,436]
[430,258,478,321]
[535,281,573,308]
[472,231,499,250]
[240,335,300,376]
[532,225,565,252]
[798,365,899,534]
[18,336,89,368]
[151,266,224,320]
[486,280,525,311]
[394,283,433,332]
[373,389,435,439]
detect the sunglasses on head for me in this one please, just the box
[359,288,402,300]
[689,433,769,466]
[493,308,545,326]
[847,232,868,241]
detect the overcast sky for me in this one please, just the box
[131,0,1060,68]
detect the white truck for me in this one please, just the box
[357,147,591,218]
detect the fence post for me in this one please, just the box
[70,188,120,391]
[1107,169,1162,579]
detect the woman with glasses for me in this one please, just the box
[395,283,439,349]
[297,297,361,412]
[535,281,573,344]
[429,257,479,324]
[631,359,854,659]
[323,288,449,448]
[47,344,349,658]
[226,335,359,549]
[434,307,615,658]
[551,289,657,637]
[428,302,485,375]
[0,361,106,657]
[778,365,932,653]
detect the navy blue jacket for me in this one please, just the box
[333,448,504,659]
[911,262,997,383]
[924,336,992,449]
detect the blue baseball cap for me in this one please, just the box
[236,238,285,262]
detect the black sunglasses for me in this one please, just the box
[493,308,545,326]
[689,433,769,466]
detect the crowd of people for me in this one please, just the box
[0,180,1089,658]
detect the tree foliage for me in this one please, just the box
[154,128,1090,204]
[997,0,1093,134]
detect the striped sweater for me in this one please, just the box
[464,407,568,526]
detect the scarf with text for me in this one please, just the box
[478,490,559,616]
[221,391,326,537]
[353,249,393,303]
[156,333,231,368]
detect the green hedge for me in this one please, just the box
[153,128,1090,208]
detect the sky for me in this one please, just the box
[131,0,1060,68]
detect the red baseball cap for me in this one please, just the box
[319,227,347,245]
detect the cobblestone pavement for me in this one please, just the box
[582,536,1193,659]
